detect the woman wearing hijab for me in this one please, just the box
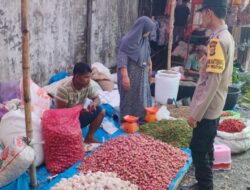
[117,16,155,121]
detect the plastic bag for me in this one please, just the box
[156,106,170,121]
[48,71,70,85]
[101,118,118,135]
[20,79,51,117]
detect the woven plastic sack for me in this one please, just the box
[0,137,35,187]
[0,109,44,166]
[42,106,84,174]
[215,120,250,153]
[20,79,51,117]
[214,136,250,154]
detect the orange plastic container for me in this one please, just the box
[144,107,158,123]
[122,115,139,133]
[123,115,139,123]
[122,122,139,133]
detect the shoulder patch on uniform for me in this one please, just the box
[206,38,225,74]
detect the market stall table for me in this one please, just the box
[177,80,197,101]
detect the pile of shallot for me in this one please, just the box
[42,106,84,174]
[51,171,138,190]
[80,134,188,190]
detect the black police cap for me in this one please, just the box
[197,0,228,12]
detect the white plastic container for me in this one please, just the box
[155,70,181,105]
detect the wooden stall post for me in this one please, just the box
[167,0,176,70]
[21,0,37,188]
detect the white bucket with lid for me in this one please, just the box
[155,70,181,105]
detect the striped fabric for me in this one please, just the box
[56,79,98,108]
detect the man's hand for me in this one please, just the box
[188,116,197,128]
[122,76,130,90]
[80,108,90,115]
[88,102,97,112]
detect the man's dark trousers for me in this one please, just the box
[190,118,219,190]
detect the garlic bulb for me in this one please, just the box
[51,171,138,190]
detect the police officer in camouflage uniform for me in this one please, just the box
[182,0,235,190]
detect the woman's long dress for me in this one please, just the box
[117,51,152,120]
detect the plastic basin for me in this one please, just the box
[223,86,241,110]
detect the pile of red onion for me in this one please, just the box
[42,106,84,174]
[80,134,188,190]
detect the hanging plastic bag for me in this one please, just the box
[156,106,170,121]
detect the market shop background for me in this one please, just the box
[0,0,249,85]
[0,0,139,85]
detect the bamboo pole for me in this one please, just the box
[167,0,176,70]
[21,0,37,188]
[86,0,92,64]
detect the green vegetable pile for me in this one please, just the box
[140,120,192,148]
[232,67,240,84]
[239,73,250,109]
[239,91,250,109]
[240,73,250,94]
